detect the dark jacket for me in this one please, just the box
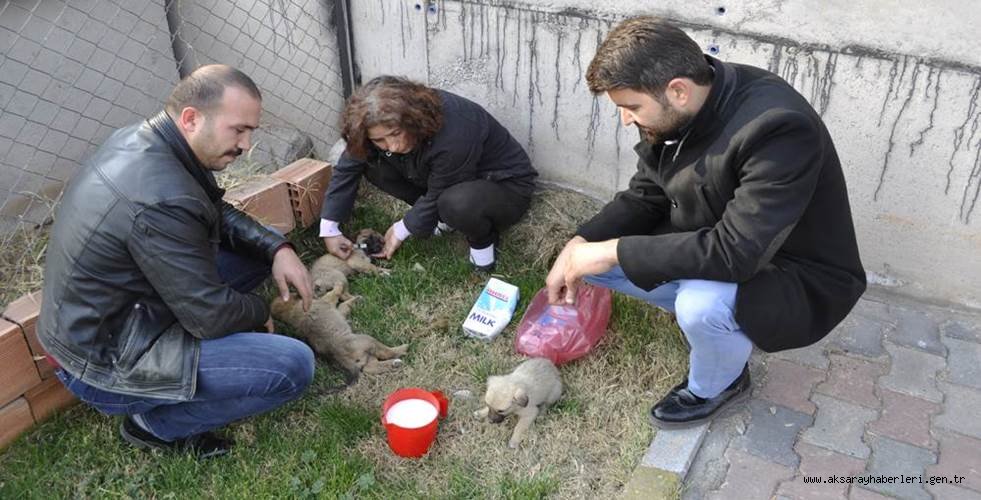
[37,112,287,400]
[321,90,538,235]
[577,57,866,352]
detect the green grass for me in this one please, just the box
[0,186,688,499]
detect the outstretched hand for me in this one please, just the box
[372,224,404,260]
[545,236,619,305]
[271,245,313,312]
[323,235,353,259]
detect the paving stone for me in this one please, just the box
[707,448,794,500]
[935,382,981,440]
[757,358,826,414]
[849,487,894,499]
[682,416,746,500]
[801,394,877,459]
[815,354,886,409]
[927,430,981,493]
[771,344,831,370]
[826,313,890,358]
[884,304,945,355]
[642,423,709,477]
[925,484,981,500]
[732,399,813,467]
[775,442,867,500]
[864,436,935,500]
[941,317,981,343]
[879,343,945,402]
[867,389,939,449]
[941,336,981,389]
[851,298,896,324]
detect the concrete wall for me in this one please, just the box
[351,0,981,308]
[0,0,178,230]
[168,0,346,165]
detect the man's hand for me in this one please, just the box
[271,245,313,312]
[545,236,618,305]
[372,224,404,260]
[323,235,353,259]
[264,316,275,333]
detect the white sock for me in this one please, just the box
[469,245,495,266]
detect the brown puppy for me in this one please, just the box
[474,357,563,448]
[310,229,389,300]
[271,286,408,382]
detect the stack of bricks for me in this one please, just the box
[1,292,78,450]
[0,158,332,450]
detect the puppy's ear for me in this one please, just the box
[513,387,529,408]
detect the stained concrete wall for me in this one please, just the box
[351,0,981,308]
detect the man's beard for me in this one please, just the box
[639,105,693,145]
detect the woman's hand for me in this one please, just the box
[372,224,404,260]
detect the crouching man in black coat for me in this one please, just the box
[545,17,866,428]
[38,65,315,458]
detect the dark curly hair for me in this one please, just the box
[586,16,712,98]
[341,76,443,160]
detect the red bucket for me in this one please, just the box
[380,388,449,458]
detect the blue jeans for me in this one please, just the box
[57,244,315,441]
[585,266,753,398]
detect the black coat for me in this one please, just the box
[321,90,538,235]
[577,57,866,352]
[38,112,287,400]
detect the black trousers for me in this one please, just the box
[364,166,532,249]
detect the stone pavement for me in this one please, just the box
[669,292,981,500]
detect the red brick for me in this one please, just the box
[223,177,295,234]
[3,291,55,379]
[24,376,77,423]
[776,442,867,499]
[709,448,794,500]
[0,398,35,449]
[927,431,981,493]
[271,158,332,228]
[867,389,940,449]
[815,353,886,409]
[757,358,826,414]
[0,318,42,406]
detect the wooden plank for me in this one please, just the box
[271,158,333,228]
[223,177,296,235]
[24,376,77,423]
[0,398,35,450]
[3,291,54,379]
[0,318,42,407]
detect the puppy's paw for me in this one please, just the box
[508,437,521,449]
[473,407,489,420]
[391,358,403,368]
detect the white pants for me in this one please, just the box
[585,266,753,398]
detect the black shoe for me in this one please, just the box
[470,259,496,273]
[119,416,233,459]
[650,366,751,429]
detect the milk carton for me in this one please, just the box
[462,278,520,341]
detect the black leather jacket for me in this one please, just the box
[37,112,287,400]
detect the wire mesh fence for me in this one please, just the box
[0,0,347,306]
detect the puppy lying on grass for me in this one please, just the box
[310,229,389,300]
[474,357,563,448]
[271,285,408,384]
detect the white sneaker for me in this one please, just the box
[433,221,455,236]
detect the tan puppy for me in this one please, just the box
[474,357,563,448]
[310,229,390,300]
[271,286,408,383]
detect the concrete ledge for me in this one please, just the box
[620,423,709,499]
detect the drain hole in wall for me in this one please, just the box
[716,6,727,15]
[428,4,438,14]
[414,3,422,10]
[707,44,720,55]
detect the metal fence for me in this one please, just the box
[0,0,348,305]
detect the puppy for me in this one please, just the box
[271,286,408,383]
[474,357,563,448]
[310,229,389,300]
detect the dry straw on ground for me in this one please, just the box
[326,185,688,499]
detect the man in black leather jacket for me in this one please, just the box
[38,65,315,458]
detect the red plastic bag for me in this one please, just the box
[514,284,612,365]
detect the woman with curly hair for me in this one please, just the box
[319,76,538,271]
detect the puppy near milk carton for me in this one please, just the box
[462,278,519,341]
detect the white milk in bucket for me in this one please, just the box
[385,398,438,429]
